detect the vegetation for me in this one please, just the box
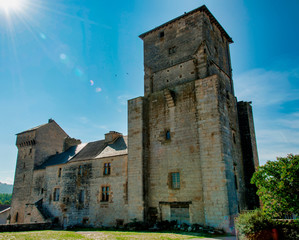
[0,230,209,240]
[0,231,88,240]
[0,182,13,194]
[235,154,299,239]
[235,210,299,240]
[235,209,273,238]
[0,193,12,205]
[251,154,299,218]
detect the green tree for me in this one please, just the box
[251,154,299,218]
[0,193,12,205]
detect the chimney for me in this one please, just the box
[105,131,122,144]
[63,137,81,151]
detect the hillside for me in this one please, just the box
[0,182,13,194]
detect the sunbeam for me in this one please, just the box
[0,0,26,13]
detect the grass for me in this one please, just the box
[0,230,88,240]
[0,230,208,240]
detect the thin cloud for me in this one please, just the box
[117,95,131,105]
[235,68,299,107]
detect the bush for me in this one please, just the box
[235,209,273,239]
[275,220,299,240]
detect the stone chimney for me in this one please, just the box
[63,136,81,151]
[105,131,122,144]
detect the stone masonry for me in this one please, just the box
[8,5,259,233]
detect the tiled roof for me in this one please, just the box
[69,140,106,162]
[95,136,127,158]
[0,205,10,212]
[35,136,128,169]
[16,123,48,135]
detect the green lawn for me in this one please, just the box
[0,230,87,240]
[0,230,208,240]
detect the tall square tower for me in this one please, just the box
[128,5,259,232]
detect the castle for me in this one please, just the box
[8,5,259,233]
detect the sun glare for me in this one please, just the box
[0,0,25,12]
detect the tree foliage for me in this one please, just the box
[0,193,12,205]
[251,154,299,218]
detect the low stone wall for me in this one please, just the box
[0,222,52,232]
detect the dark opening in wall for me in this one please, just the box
[15,212,18,223]
[82,217,89,225]
[101,186,110,202]
[78,165,82,176]
[79,190,84,203]
[54,188,60,201]
[104,163,111,175]
[159,31,164,38]
[166,130,171,140]
[170,172,180,189]
[169,46,176,55]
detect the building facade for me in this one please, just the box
[9,5,259,233]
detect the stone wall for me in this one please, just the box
[35,154,129,228]
[237,102,260,210]
[10,121,68,224]
[127,97,146,222]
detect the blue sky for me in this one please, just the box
[0,0,298,184]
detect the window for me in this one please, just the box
[166,130,171,140]
[101,186,110,202]
[58,168,62,177]
[168,46,176,55]
[79,190,84,203]
[159,31,164,38]
[171,172,180,189]
[103,163,111,175]
[234,166,238,190]
[78,165,82,176]
[53,188,60,201]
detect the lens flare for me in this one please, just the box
[0,0,25,12]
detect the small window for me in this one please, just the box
[171,172,180,189]
[79,190,84,203]
[103,163,111,175]
[15,212,19,223]
[78,165,82,176]
[41,188,44,194]
[29,148,32,154]
[159,31,164,38]
[82,217,89,224]
[101,186,110,202]
[53,188,60,202]
[168,46,176,55]
[166,130,171,140]
[234,166,238,190]
[214,47,218,56]
[58,168,62,177]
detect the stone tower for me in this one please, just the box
[10,119,68,223]
[128,5,259,232]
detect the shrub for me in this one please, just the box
[275,220,299,240]
[235,209,273,239]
